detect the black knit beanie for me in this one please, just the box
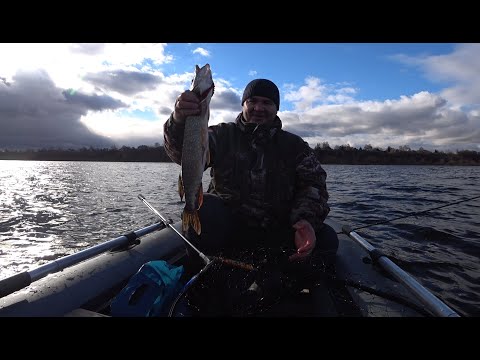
[241,79,280,110]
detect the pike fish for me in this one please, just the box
[178,64,214,235]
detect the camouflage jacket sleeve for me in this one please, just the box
[163,113,185,165]
[290,144,330,231]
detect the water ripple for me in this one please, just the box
[1,161,479,316]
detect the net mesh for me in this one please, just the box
[180,246,357,316]
[173,247,427,317]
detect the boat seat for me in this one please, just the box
[64,308,110,317]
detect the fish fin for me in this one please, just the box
[178,174,184,202]
[182,209,201,235]
[192,211,201,235]
[197,184,203,210]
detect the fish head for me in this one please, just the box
[190,64,214,103]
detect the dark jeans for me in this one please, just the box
[184,193,339,275]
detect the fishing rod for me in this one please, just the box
[347,194,480,232]
[138,194,256,317]
[138,194,211,265]
[137,194,255,271]
[0,222,165,299]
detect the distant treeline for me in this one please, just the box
[0,143,479,165]
[313,143,480,166]
[0,145,172,162]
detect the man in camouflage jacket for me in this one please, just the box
[164,79,338,265]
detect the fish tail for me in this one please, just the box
[182,209,201,235]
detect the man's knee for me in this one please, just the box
[313,223,339,266]
[185,193,235,254]
[316,223,339,252]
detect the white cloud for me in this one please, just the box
[1,43,479,152]
[284,76,357,111]
[391,43,480,111]
[281,90,479,151]
[192,47,210,57]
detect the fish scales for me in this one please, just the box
[179,64,214,235]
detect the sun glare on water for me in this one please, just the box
[0,161,75,280]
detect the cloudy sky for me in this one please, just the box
[1,43,479,152]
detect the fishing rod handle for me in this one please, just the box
[212,256,256,271]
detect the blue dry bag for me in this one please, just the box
[110,260,184,317]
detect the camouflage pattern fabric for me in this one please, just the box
[163,112,330,233]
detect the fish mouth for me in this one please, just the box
[192,83,215,102]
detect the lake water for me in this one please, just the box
[0,160,479,316]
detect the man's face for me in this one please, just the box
[242,96,277,125]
